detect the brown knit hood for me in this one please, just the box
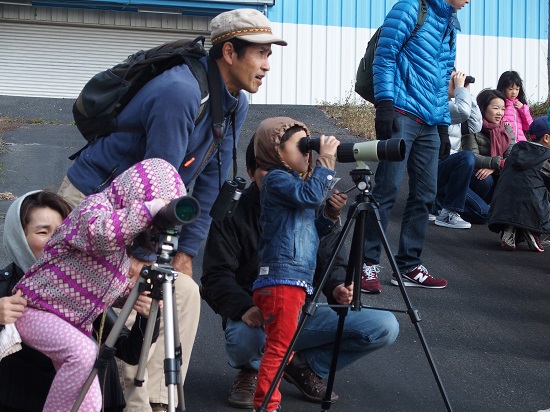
[253,117,314,179]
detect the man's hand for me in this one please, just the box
[241,306,264,328]
[0,290,27,325]
[172,251,193,276]
[332,283,353,305]
[375,100,397,140]
[438,125,451,160]
[133,291,154,318]
[324,189,348,221]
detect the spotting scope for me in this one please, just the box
[152,196,201,229]
[298,137,405,163]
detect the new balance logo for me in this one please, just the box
[413,273,429,283]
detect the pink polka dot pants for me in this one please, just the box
[16,307,102,411]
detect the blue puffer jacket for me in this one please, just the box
[373,0,456,125]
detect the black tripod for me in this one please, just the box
[72,232,185,412]
[258,166,452,412]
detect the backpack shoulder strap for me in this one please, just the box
[416,0,428,32]
[207,56,225,144]
[184,55,210,126]
[399,0,428,52]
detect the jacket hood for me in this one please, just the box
[508,141,550,171]
[3,190,42,272]
[105,158,187,208]
[253,117,313,178]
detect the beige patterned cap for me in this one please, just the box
[211,9,287,46]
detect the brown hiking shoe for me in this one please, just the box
[228,369,257,409]
[283,352,338,403]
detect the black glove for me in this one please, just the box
[438,125,451,160]
[375,100,397,140]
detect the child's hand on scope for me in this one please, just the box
[316,135,340,171]
[319,135,340,157]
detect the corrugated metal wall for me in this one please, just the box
[0,5,210,98]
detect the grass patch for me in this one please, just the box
[0,116,23,135]
[529,99,549,118]
[319,89,375,140]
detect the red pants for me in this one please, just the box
[253,285,306,411]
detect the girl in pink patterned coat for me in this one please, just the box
[14,158,186,412]
[497,70,533,142]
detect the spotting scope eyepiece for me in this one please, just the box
[298,137,405,163]
[152,196,201,229]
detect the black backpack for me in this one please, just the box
[72,35,210,145]
[355,0,428,104]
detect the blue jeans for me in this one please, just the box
[224,305,399,378]
[470,173,496,204]
[436,151,489,224]
[363,114,439,273]
[461,188,489,224]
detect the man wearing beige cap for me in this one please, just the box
[57,7,286,412]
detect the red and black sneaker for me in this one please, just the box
[361,263,382,294]
[391,265,447,289]
[523,230,544,252]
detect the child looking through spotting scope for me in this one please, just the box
[13,158,187,411]
[252,117,340,412]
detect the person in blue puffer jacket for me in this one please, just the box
[360,0,471,293]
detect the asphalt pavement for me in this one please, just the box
[0,96,549,412]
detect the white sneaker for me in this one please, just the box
[428,214,437,221]
[435,209,471,229]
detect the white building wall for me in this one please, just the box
[251,23,549,105]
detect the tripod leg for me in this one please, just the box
[367,201,453,412]
[320,307,346,412]
[134,300,160,386]
[162,275,178,412]
[170,290,185,412]
[71,276,146,412]
[320,198,370,411]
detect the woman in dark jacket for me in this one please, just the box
[0,191,159,411]
[461,89,516,203]
[488,116,550,251]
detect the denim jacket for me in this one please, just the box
[255,165,335,290]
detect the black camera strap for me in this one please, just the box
[231,111,237,180]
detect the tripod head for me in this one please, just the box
[342,163,374,197]
[136,225,182,301]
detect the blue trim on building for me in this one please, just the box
[266,0,548,40]
[16,0,269,16]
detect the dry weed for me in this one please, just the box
[320,90,375,140]
[0,192,16,201]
